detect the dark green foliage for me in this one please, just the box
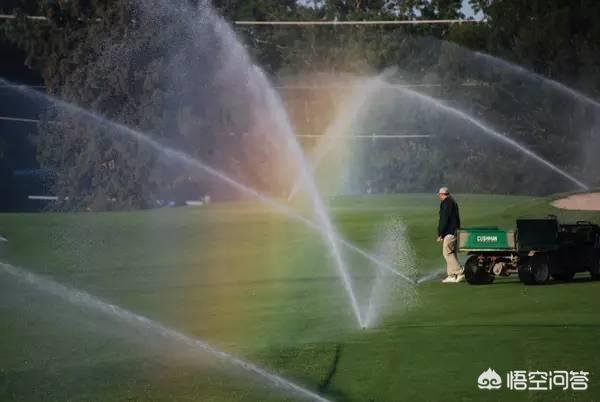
[1,0,600,208]
[2,0,301,209]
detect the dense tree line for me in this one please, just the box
[1,0,599,209]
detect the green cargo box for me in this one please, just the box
[458,227,516,251]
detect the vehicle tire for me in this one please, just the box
[550,256,575,282]
[519,255,550,285]
[551,269,575,282]
[464,256,494,285]
[590,257,600,280]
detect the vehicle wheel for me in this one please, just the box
[590,257,600,280]
[464,256,494,285]
[550,256,575,282]
[519,255,550,285]
[551,270,575,282]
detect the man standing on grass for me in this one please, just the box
[437,187,464,283]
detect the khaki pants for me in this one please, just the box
[443,234,463,276]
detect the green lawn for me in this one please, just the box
[0,194,599,401]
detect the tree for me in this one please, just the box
[2,0,306,209]
[3,0,598,203]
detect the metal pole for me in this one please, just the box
[0,116,40,124]
[0,14,48,21]
[235,19,482,26]
[296,134,431,138]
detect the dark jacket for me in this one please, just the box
[438,196,460,237]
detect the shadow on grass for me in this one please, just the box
[318,343,357,402]
[486,277,598,286]
[394,322,600,329]
[318,343,343,392]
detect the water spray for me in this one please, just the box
[203,1,365,327]
[415,269,446,285]
[384,80,589,191]
[471,50,600,111]
[0,262,331,402]
[0,78,415,327]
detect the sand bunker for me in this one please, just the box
[552,192,600,211]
